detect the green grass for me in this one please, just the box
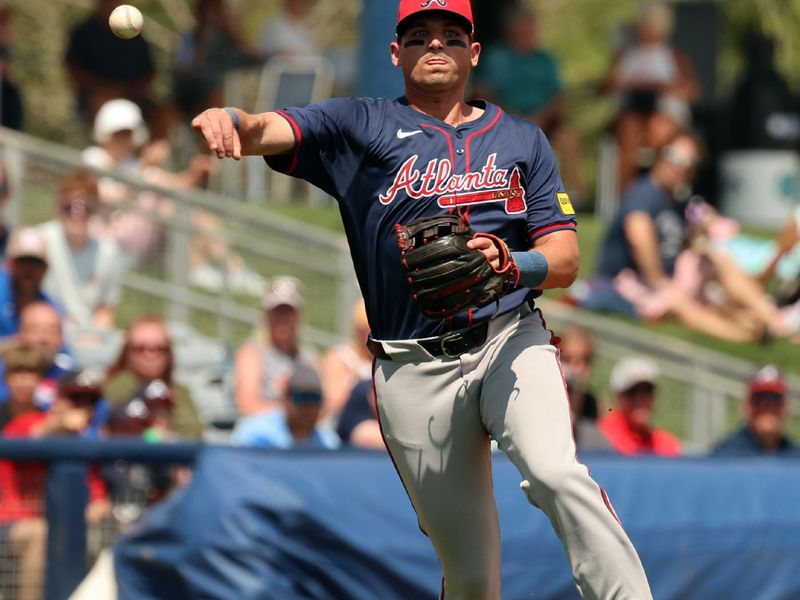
[264,202,345,234]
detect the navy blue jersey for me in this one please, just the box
[266,97,576,340]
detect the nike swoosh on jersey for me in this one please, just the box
[396,129,423,139]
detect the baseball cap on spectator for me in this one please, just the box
[262,276,305,311]
[6,227,48,262]
[610,356,660,393]
[287,360,322,405]
[93,98,149,147]
[397,0,474,35]
[748,364,787,396]
[57,368,103,405]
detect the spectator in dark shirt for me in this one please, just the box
[0,162,12,257]
[711,365,799,457]
[575,132,776,341]
[65,0,156,128]
[173,0,259,119]
[336,379,384,450]
[583,132,701,320]
[0,7,23,130]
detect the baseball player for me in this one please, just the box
[193,1,653,598]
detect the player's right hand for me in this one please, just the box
[192,108,242,161]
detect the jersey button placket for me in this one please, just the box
[454,130,465,166]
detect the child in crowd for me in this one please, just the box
[0,343,47,430]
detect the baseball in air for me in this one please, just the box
[108,5,143,39]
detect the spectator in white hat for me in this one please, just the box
[81,98,263,295]
[234,276,319,416]
[0,228,59,338]
[599,356,682,456]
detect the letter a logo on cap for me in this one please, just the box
[397,0,474,34]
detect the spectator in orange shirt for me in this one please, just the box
[599,356,681,456]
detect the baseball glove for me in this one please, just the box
[394,214,520,319]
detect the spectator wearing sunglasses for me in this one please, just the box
[0,228,59,338]
[570,132,784,342]
[104,316,202,440]
[599,356,681,456]
[578,132,701,321]
[232,359,339,450]
[711,365,799,457]
[38,170,127,330]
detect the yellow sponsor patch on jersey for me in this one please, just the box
[557,192,575,215]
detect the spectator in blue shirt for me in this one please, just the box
[233,359,339,450]
[0,228,58,339]
[711,365,799,457]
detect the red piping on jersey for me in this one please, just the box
[276,110,303,175]
[465,108,503,171]
[421,123,455,165]
[528,221,577,240]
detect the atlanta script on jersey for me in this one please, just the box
[265,97,576,340]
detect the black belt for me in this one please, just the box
[367,320,490,360]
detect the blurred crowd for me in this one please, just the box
[0,0,344,300]
[0,1,799,598]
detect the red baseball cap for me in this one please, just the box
[748,364,788,396]
[397,0,474,35]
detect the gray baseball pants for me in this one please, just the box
[373,306,653,600]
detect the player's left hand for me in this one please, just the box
[467,236,501,270]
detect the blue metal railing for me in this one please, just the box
[0,439,203,600]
